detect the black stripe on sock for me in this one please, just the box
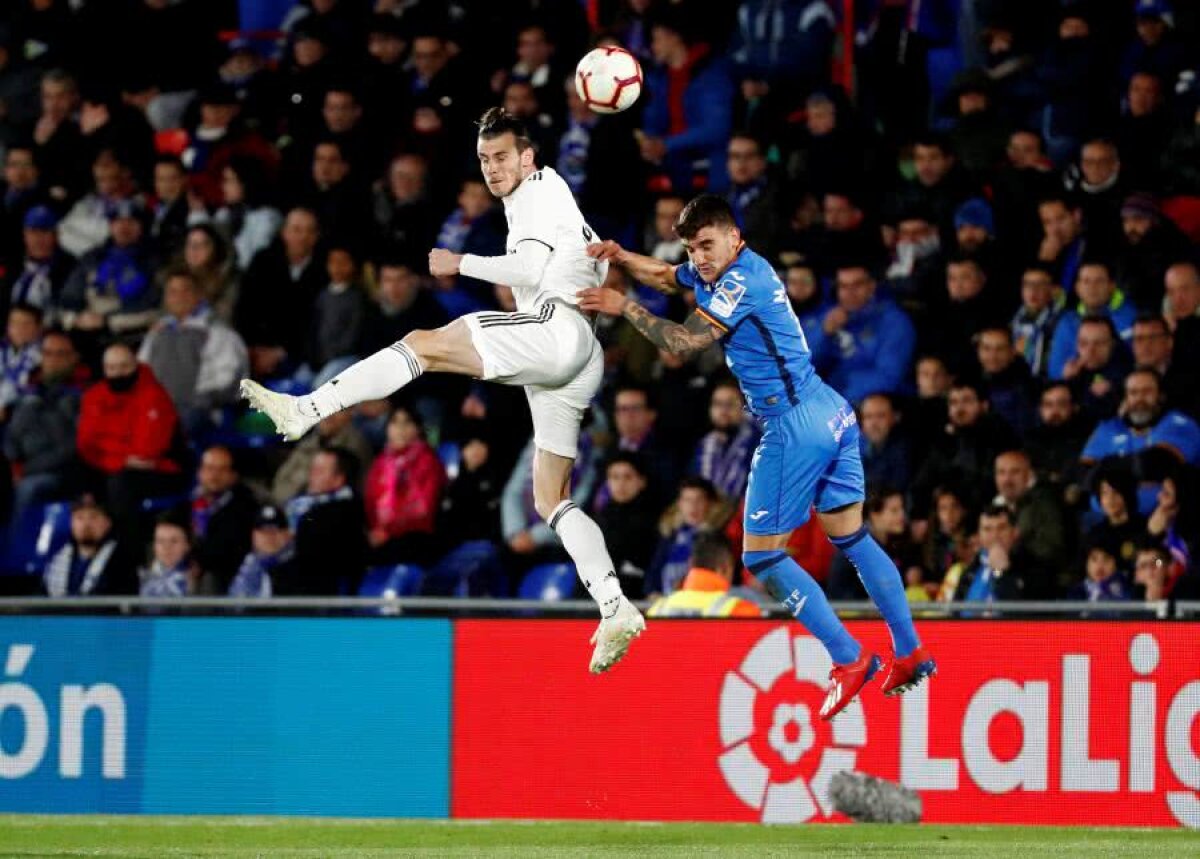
[830,525,870,550]
[746,552,789,576]
[389,343,422,377]
[548,501,578,532]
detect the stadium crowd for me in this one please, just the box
[0,0,1197,609]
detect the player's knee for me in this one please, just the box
[401,329,436,360]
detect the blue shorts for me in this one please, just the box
[743,384,866,536]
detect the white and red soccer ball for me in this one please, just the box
[575,46,643,114]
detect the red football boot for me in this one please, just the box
[819,651,883,720]
[880,646,938,696]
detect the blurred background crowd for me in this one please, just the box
[0,0,1197,609]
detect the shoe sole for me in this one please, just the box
[589,624,645,675]
[883,660,939,697]
[821,654,883,721]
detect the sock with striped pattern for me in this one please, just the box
[304,341,424,418]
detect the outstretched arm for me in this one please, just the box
[587,240,679,295]
[429,241,551,289]
[578,287,720,356]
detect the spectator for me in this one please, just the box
[911,379,1019,520]
[646,476,730,597]
[1066,541,1132,603]
[189,445,258,593]
[648,194,686,264]
[216,36,281,133]
[603,383,681,505]
[282,446,367,595]
[1061,316,1131,425]
[883,209,945,308]
[1033,11,1106,167]
[0,143,47,266]
[942,505,1031,602]
[362,258,448,354]
[308,244,368,381]
[432,177,506,316]
[290,138,371,247]
[730,0,835,99]
[1010,263,1064,377]
[909,354,952,459]
[56,150,138,260]
[436,430,502,551]
[1134,543,1176,602]
[1026,381,1089,489]
[211,156,283,272]
[946,71,1009,182]
[501,80,558,167]
[43,494,137,597]
[371,153,436,261]
[1119,0,1188,87]
[0,303,42,415]
[640,9,734,194]
[1164,263,1200,375]
[76,342,184,514]
[501,434,597,571]
[1115,194,1191,313]
[922,256,999,372]
[236,208,325,379]
[59,198,160,341]
[228,504,299,598]
[1116,73,1173,191]
[138,516,198,597]
[784,262,826,347]
[921,485,973,586]
[1062,138,1125,250]
[828,488,921,601]
[595,452,660,600]
[976,327,1036,437]
[859,392,911,493]
[182,81,278,210]
[1048,261,1136,381]
[364,405,446,565]
[1036,195,1086,298]
[77,83,155,189]
[690,379,759,501]
[992,450,1068,589]
[810,265,916,405]
[784,91,873,200]
[890,133,976,244]
[4,329,89,514]
[8,205,75,317]
[176,224,238,323]
[952,198,1004,285]
[271,410,373,505]
[0,29,39,148]
[136,269,248,434]
[991,129,1057,262]
[646,529,763,617]
[147,155,193,261]
[1087,466,1148,576]
[32,68,86,202]
[806,191,886,279]
[1081,369,1200,516]
[361,15,408,141]
[1146,468,1199,592]
[725,132,785,261]
[1131,315,1193,416]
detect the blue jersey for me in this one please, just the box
[678,246,819,416]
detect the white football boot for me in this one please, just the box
[589,597,646,674]
[239,379,319,441]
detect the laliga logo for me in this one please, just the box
[717,628,864,823]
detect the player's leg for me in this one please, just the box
[241,317,486,440]
[741,404,880,720]
[815,420,935,697]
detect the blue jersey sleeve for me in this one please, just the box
[1082,423,1115,461]
[674,262,701,292]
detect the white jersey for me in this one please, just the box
[501,166,605,313]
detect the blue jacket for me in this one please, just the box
[809,298,916,404]
[642,51,734,193]
[1047,291,1137,380]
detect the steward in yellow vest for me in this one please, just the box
[647,531,763,618]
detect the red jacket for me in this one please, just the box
[77,364,182,475]
[364,440,445,538]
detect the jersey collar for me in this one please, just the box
[702,242,747,288]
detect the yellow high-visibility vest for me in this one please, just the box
[647,588,748,618]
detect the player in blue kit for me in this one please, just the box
[579,195,934,719]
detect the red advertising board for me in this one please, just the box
[452,620,1200,826]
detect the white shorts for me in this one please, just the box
[463,301,602,458]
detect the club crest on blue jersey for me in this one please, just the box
[710,279,747,318]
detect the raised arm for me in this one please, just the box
[577,287,720,357]
[587,240,679,295]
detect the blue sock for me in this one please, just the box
[744,550,860,665]
[830,526,921,658]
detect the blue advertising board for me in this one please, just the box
[0,618,451,816]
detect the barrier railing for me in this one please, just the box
[0,597,1175,618]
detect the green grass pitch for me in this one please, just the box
[0,817,1195,858]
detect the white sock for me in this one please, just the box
[300,342,424,418]
[549,500,623,617]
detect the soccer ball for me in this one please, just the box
[575,46,643,114]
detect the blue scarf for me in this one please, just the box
[229,544,295,597]
[696,422,759,500]
[285,485,355,530]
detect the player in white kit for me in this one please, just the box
[240,108,645,673]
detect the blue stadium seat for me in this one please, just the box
[518,563,578,601]
[0,501,72,576]
[437,441,461,479]
[359,564,426,598]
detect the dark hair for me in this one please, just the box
[865,487,903,516]
[861,391,897,411]
[1022,262,1056,281]
[1040,379,1073,400]
[949,377,988,400]
[947,254,985,275]
[313,137,349,161]
[1078,314,1118,340]
[678,476,718,501]
[8,301,43,324]
[980,504,1016,526]
[224,155,272,208]
[162,265,199,290]
[689,529,734,571]
[728,130,765,154]
[476,107,534,153]
[605,451,648,479]
[975,324,1012,343]
[154,154,185,172]
[614,382,655,410]
[155,510,192,542]
[1126,366,1164,392]
[1010,127,1045,149]
[319,445,360,487]
[674,194,738,240]
[1038,192,1077,212]
[712,376,743,397]
[912,132,952,155]
[1134,313,1170,334]
[389,402,425,435]
[1077,258,1114,279]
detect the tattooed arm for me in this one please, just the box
[577,287,721,356]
